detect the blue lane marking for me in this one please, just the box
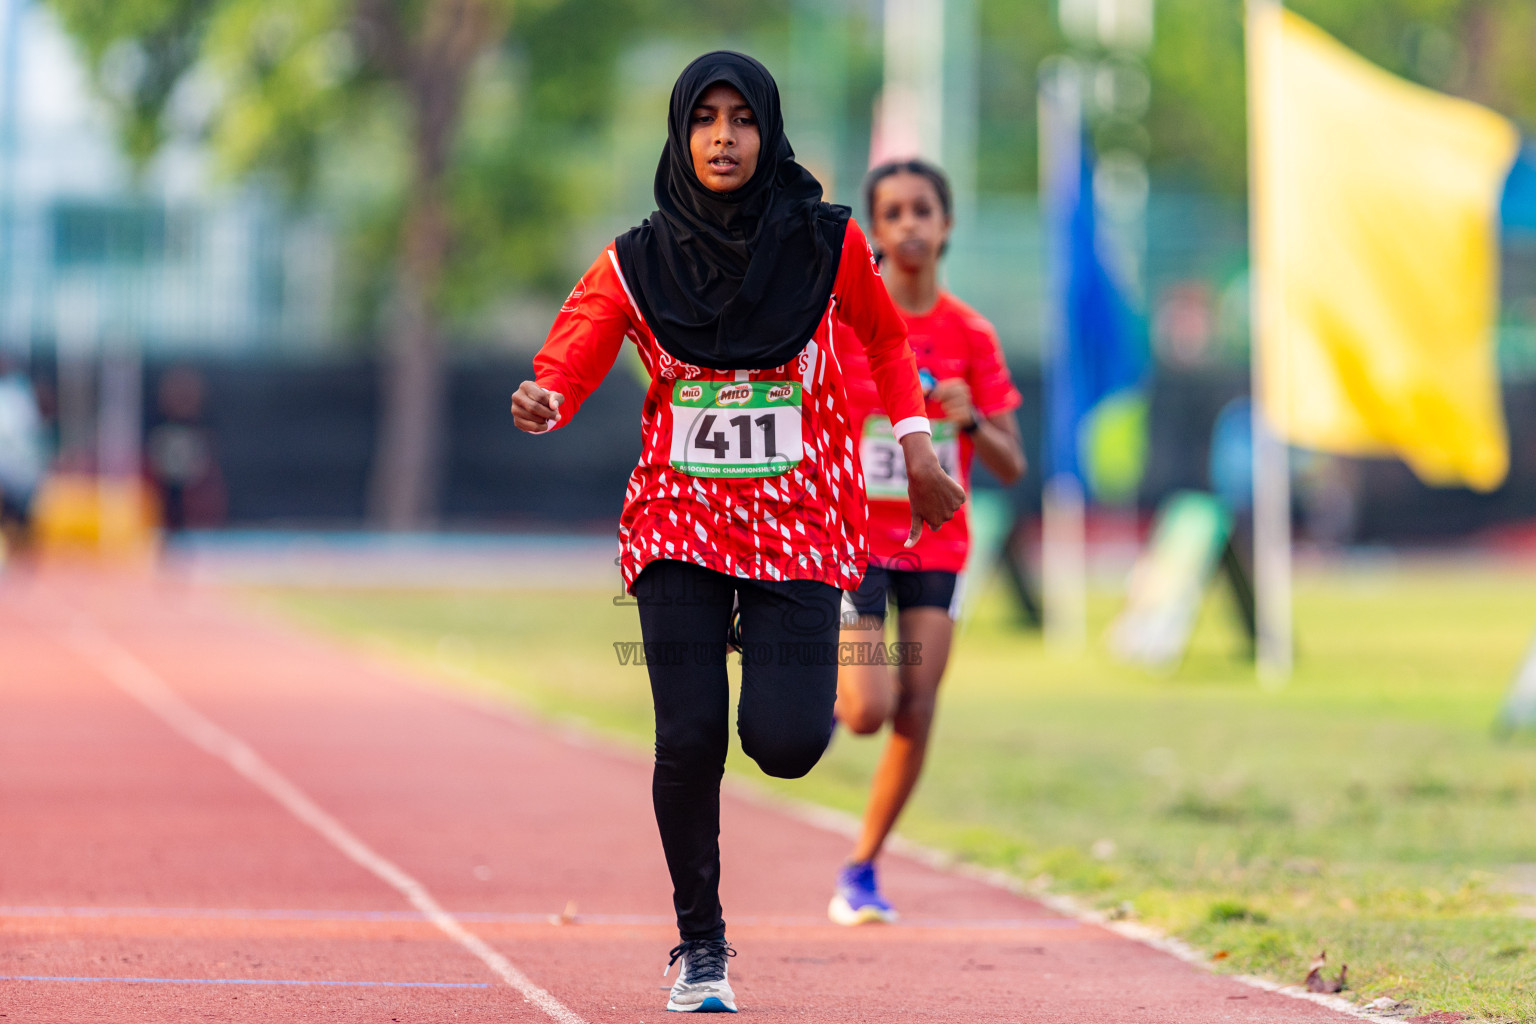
[0,976,489,988]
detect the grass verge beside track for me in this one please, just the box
[247,562,1536,1022]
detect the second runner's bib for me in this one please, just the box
[669,380,804,478]
[860,415,958,499]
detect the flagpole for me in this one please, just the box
[879,0,945,162]
[1246,0,1293,681]
[1038,58,1088,652]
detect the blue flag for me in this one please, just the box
[1044,134,1147,486]
[1502,144,1536,231]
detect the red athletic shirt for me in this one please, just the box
[533,220,930,592]
[837,291,1021,574]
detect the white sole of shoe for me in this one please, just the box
[667,992,737,1013]
[828,893,898,926]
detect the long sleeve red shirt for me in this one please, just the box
[532,219,929,591]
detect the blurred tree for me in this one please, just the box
[1144,0,1536,194]
[46,0,785,528]
[975,0,1063,194]
[1144,0,1248,193]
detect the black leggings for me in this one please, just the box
[633,559,842,941]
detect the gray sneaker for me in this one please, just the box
[664,938,737,1013]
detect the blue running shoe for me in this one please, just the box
[828,860,897,925]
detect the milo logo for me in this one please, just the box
[766,384,795,403]
[716,384,753,406]
[678,384,703,403]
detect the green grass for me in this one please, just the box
[246,562,1536,1021]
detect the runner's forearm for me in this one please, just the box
[968,411,1025,485]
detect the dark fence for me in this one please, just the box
[134,356,1536,542]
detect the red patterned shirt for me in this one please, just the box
[533,219,929,591]
[837,290,1022,574]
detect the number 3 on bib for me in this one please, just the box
[860,415,958,500]
[669,380,804,478]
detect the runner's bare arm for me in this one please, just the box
[955,317,1027,483]
[972,411,1025,482]
[930,378,1025,484]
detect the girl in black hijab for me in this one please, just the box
[614,50,851,370]
[513,51,963,1014]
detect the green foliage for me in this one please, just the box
[440,0,642,312]
[515,0,637,130]
[1293,0,1536,125]
[199,0,362,193]
[1146,0,1536,193]
[974,0,1064,194]
[979,0,1536,195]
[1145,0,1248,193]
[42,0,789,334]
[46,0,214,166]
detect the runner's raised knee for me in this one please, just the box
[839,705,887,735]
[740,725,832,779]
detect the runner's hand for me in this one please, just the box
[511,381,564,433]
[929,378,976,428]
[900,433,965,547]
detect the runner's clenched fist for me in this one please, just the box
[510,381,564,433]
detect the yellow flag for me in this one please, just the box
[1250,7,1519,491]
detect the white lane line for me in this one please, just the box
[65,622,589,1024]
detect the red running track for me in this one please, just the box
[1,569,1357,1022]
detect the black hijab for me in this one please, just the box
[614,51,851,371]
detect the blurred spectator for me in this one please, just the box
[0,356,47,560]
[1154,281,1215,368]
[1296,452,1361,550]
[146,367,226,534]
[1208,397,1254,515]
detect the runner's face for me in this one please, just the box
[689,83,760,193]
[871,172,951,274]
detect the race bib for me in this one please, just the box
[669,380,803,478]
[860,416,958,500]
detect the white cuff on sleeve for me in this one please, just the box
[890,416,932,440]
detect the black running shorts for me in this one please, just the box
[841,565,963,625]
